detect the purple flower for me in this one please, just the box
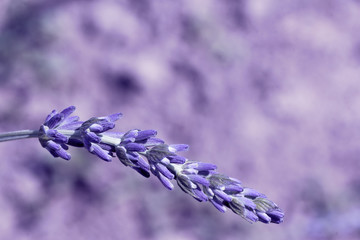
[78,113,122,162]
[115,129,158,178]
[38,106,82,160]
[145,144,181,189]
[173,161,216,202]
[35,106,284,224]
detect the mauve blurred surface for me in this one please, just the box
[1,0,360,239]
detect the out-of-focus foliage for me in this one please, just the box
[1,0,360,239]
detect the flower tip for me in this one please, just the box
[267,209,284,224]
[169,144,189,153]
[61,106,76,115]
[108,113,123,122]
[59,151,71,160]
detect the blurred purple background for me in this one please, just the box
[1,0,360,239]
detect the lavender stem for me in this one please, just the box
[0,130,40,142]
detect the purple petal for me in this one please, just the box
[242,197,256,210]
[97,143,113,152]
[188,162,217,171]
[60,106,76,119]
[83,138,91,150]
[193,188,208,202]
[126,152,139,162]
[89,123,103,133]
[60,143,69,150]
[155,163,174,179]
[91,144,112,161]
[86,132,101,143]
[242,188,264,199]
[168,144,189,152]
[45,141,60,151]
[244,209,258,223]
[144,137,165,146]
[157,173,174,190]
[46,130,68,143]
[135,130,157,141]
[123,130,138,139]
[210,198,227,213]
[137,156,150,171]
[124,143,146,152]
[187,175,210,186]
[229,177,242,185]
[61,115,80,125]
[48,149,59,158]
[96,121,115,132]
[56,147,71,160]
[106,113,123,122]
[46,114,63,128]
[213,189,232,202]
[45,110,57,123]
[267,209,284,224]
[168,155,186,164]
[45,141,70,160]
[58,121,83,130]
[257,212,271,224]
[224,184,243,194]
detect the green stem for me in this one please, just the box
[0,130,40,142]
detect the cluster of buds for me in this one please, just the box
[38,106,284,224]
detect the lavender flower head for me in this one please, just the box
[38,106,284,224]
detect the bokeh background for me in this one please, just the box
[1,0,360,239]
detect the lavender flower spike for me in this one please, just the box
[0,106,284,225]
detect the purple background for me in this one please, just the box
[1,0,360,239]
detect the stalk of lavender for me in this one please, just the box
[0,106,284,224]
